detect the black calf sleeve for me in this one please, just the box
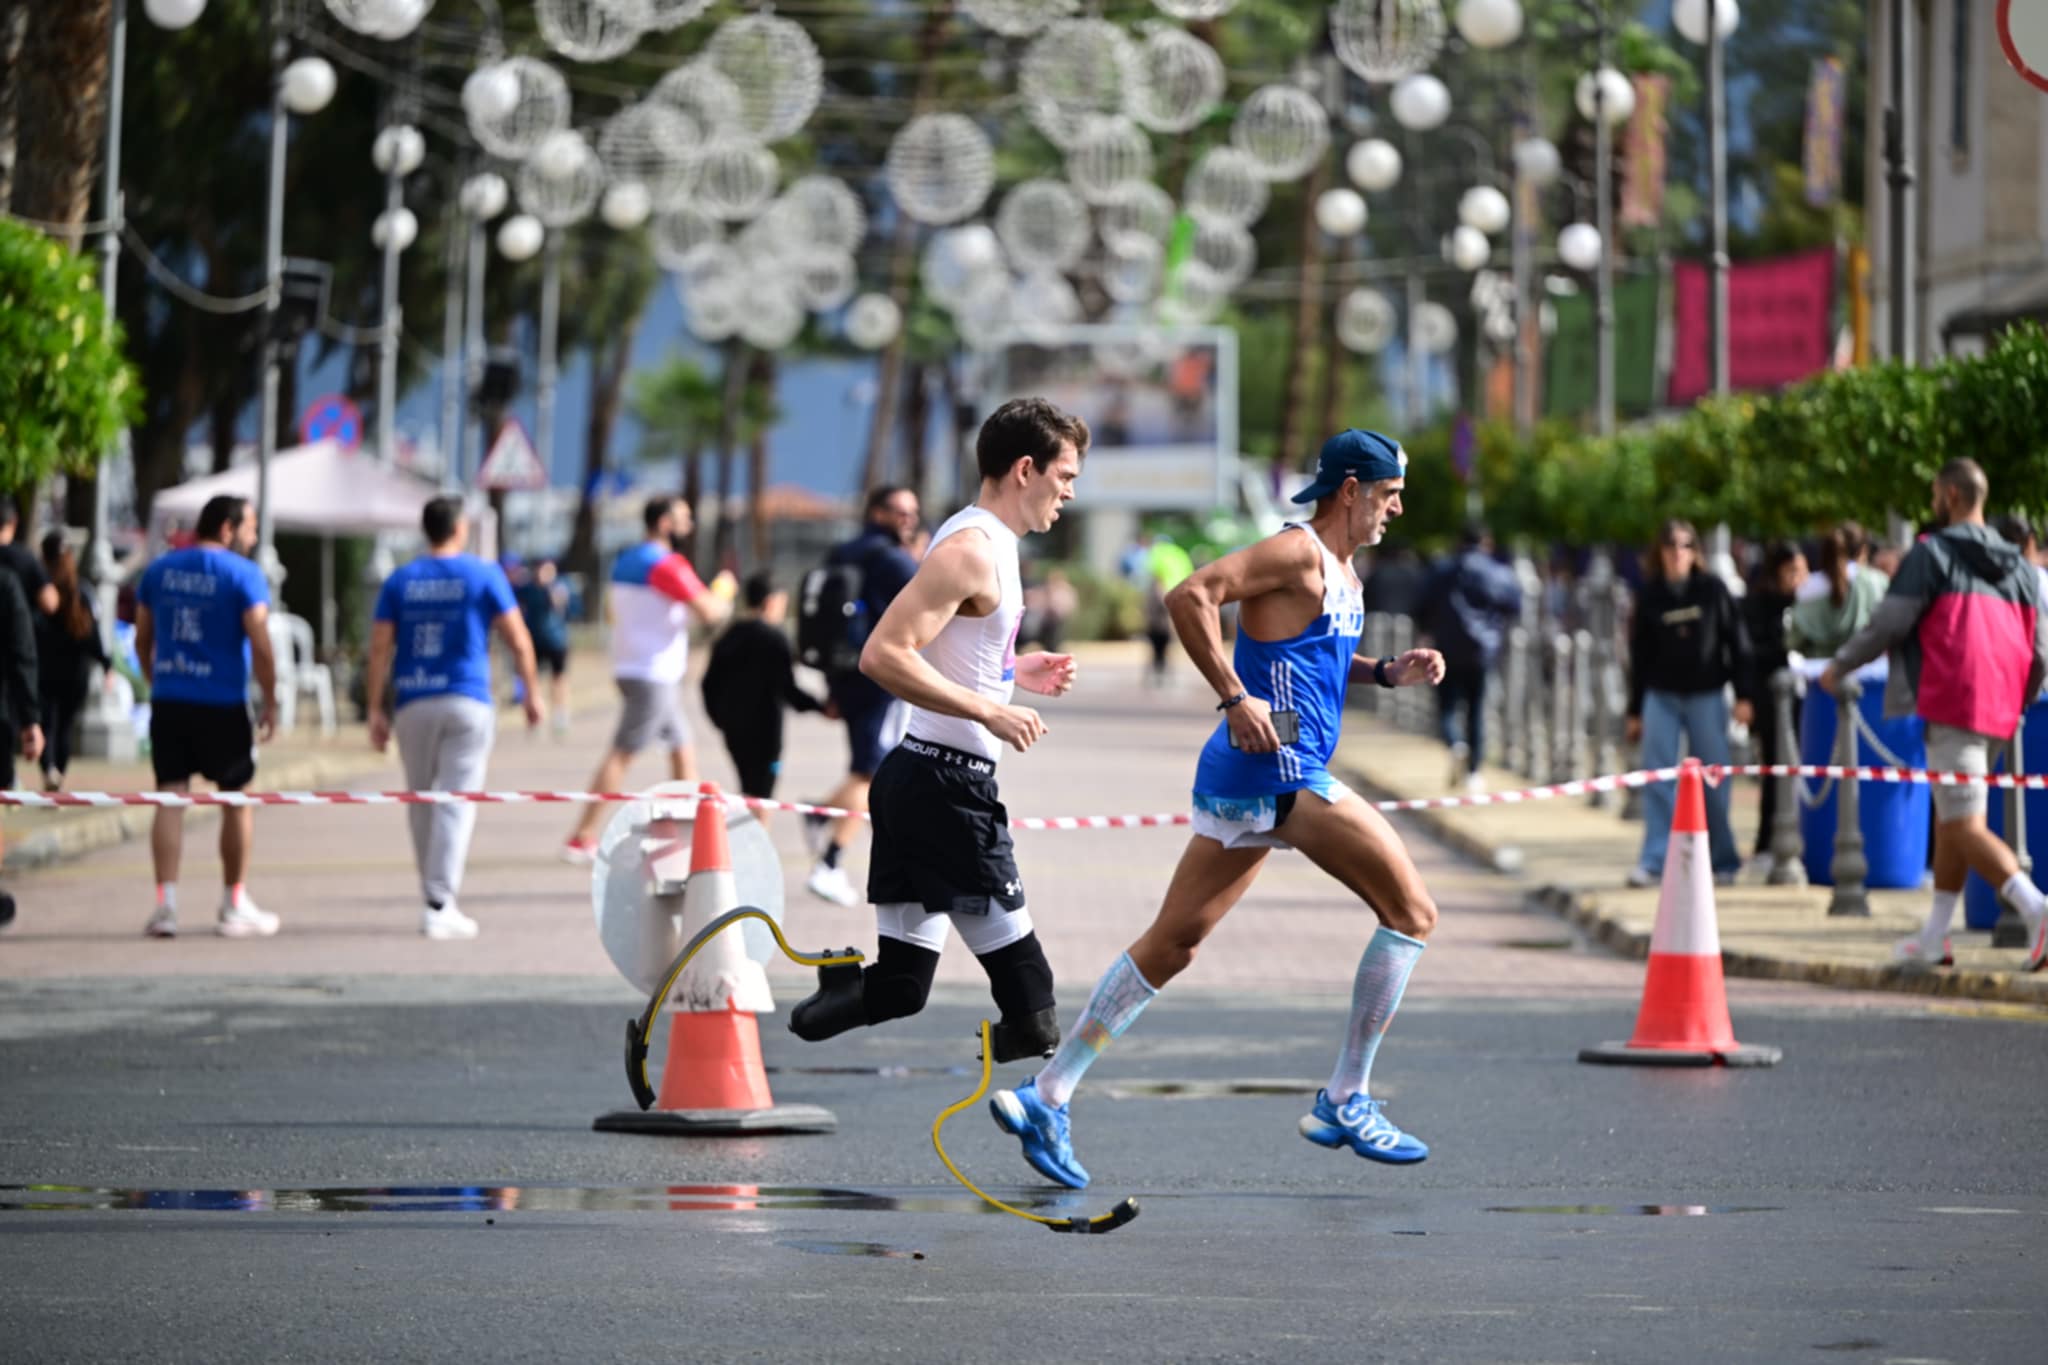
[861,937,941,1023]
[975,932,1056,1020]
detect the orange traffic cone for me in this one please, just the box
[594,784,836,1135]
[1580,760,1782,1068]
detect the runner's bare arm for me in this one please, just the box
[243,603,278,740]
[366,622,395,749]
[1166,532,1320,704]
[494,609,546,726]
[134,606,155,687]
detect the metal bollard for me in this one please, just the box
[1503,626,1529,775]
[1767,668,1808,885]
[1583,562,1619,806]
[1550,634,1574,783]
[1991,713,2032,947]
[1828,675,1870,916]
[1570,629,1596,781]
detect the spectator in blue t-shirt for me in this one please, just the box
[135,494,278,940]
[368,495,543,941]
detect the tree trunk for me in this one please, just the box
[12,0,110,251]
[860,1,950,493]
[710,344,747,572]
[564,303,645,586]
[747,350,774,572]
[211,383,239,474]
[0,2,26,210]
[900,362,930,502]
[680,442,704,562]
[1275,154,1331,472]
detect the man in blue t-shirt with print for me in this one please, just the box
[368,495,544,940]
[136,494,278,940]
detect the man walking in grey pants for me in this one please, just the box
[368,496,544,939]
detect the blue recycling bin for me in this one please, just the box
[1798,660,1930,888]
[1963,696,2048,930]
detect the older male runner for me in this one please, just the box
[787,397,1086,1064]
[992,429,1445,1188]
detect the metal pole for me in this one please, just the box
[1706,0,1730,395]
[461,216,486,487]
[1593,9,1617,436]
[1992,717,2032,947]
[1586,561,1617,805]
[1550,634,1574,783]
[1885,0,1916,363]
[1768,668,1807,884]
[536,232,562,480]
[1828,675,1870,916]
[256,9,288,585]
[1404,127,1426,429]
[438,182,467,489]
[1509,103,1534,434]
[376,149,403,466]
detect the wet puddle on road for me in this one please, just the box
[777,1239,925,1259]
[1484,1204,1780,1216]
[0,1183,1061,1217]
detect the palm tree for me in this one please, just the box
[627,353,724,560]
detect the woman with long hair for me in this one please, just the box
[1624,518,1756,886]
[1788,521,1887,658]
[36,532,107,791]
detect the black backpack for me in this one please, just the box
[797,557,868,676]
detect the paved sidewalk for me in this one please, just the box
[1333,715,2048,1007]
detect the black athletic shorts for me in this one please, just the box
[0,721,14,790]
[867,736,1025,918]
[150,699,257,791]
[534,644,568,679]
[728,747,780,801]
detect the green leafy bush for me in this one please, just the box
[0,219,141,490]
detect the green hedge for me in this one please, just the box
[1438,324,2048,546]
[0,219,141,490]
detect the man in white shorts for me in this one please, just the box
[1823,457,2048,972]
[786,398,1086,1066]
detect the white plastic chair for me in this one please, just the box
[264,612,336,736]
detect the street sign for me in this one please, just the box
[299,393,363,450]
[1999,0,2048,95]
[477,420,548,491]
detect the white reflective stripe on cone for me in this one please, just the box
[1647,832,1722,958]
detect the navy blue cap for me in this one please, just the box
[1290,429,1408,504]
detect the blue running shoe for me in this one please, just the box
[989,1078,1091,1189]
[1297,1089,1429,1164]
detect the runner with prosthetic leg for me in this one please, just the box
[788,398,1089,1066]
[992,430,1446,1188]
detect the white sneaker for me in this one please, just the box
[806,861,860,908]
[1626,865,1659,888]
[1463,772,1488,797]
[144,905,177,939]
[216,897,281,939]
[1891,933,1954,971]
[421,902,480,940]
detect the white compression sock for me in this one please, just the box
[1034,952,1158,1108]
[1325,926,1426,1105]
[1921,890,1961,953]
[2001,874,2045,925]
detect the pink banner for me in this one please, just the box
[1668,249,1835,407]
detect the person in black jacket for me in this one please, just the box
[702,572,826,804]
[1624,519,1755,886]
[1743,540,1807,871]
[0,561,46,929]
[36,533,109,791]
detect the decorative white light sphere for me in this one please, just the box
[1331,0,1447,84]
[920,225,1006,309]
[1131,27,1226,134]
[885,113,996,226]
[1414,300,1458,354]
[651,62,744,141]
[996,178,1091,274]
[1232,84,1330,182]
[143,0,207,31]
[1337,288,1397,353]
[1184,145,1269,226]
[1557,221,1602,271]
[794,250,858,313]
[1673,0,1739,45]
[1512,136,1561,186]
[695,138,781,222]
[1021,19,1141,149]
[1575,66,1636,126]
[954,270,1017,351]
[1445,224,1490,271]
[465,58,569,160]
[280,57,337,116]
[1390,72,1452,131]
[601,182,653,231]
[1453,0,1524,50]
[778,175,868,255]
[516,131,605,228]
[371,124,426,177]
[1315,187,1368,237]
[598,102,702,212]
[706,13,824,144]
[1012,270,1082,342]
[1098,180,1176,248]
[739,283,807,351]
[1102,233,1163,304]
[642,0,712,31]
[845,293,903,350]
[1065,116,1153,206]
[682,275,744,342]
[1159,259,1228,325]
[371,206,419,252]
[325,0,430,41]
[460,172,509,219]
[1346,138,1403,193]
[1150,0,1238,21]
[651,205,724,271]
[1190,214,1256,289]
[1458,184,1512,235]
[537,0,643,64]
[960,0,1077,37]
[496,214,545,263]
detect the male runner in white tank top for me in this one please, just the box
[789,398,1088,1065]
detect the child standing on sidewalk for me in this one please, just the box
[701,572,826,802]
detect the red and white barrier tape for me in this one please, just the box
[6,762,2038,828]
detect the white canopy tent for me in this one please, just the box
[150,440,496,650]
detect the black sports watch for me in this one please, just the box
[1217,690,1248,711]
[1373,657,1397,689]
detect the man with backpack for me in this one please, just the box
[797,485,920,906]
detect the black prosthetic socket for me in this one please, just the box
[976,932,1060,1062]
[859,936,941,1024]
[787,958,866,1042]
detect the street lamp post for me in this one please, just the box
[1592,36,1617,436]
[536,232,562,477]
[1678,0,1739,395]
[1885,0,1916,362]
